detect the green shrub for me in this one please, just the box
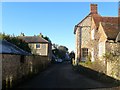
[0,33,31,52]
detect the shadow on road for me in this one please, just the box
[14,61,120,89]
[73,65,120,89]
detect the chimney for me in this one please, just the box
[90,4,98,14]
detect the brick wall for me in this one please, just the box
[1,54,50,89]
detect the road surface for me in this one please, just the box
[18,61,114,89]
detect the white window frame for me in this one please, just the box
[91,48,94,62]
[91,29,95,40]
[98,42,105,57]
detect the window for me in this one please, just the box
[91,29,95,40]
[36,43,40,49]
[98,42,105,57]
[82,48,88,57]
[91,48,94,62]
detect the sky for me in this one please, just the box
[2,2,118,52]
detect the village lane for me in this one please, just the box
[17,61,113,89]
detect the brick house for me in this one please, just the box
[74,4,120,63]
[19,36,52,60]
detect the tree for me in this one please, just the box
[52,43,59,49]
[0,33,31,52]
[58,45,68,52]
[57,45,68,59]
[38,33,43,37]
[43,36,51,43]
[38,33,51,43]
[52,44,69,60]
[20,32,25,36]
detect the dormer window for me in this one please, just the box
[91,29,95,40]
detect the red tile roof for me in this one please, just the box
[18,36,49,43]
[92,16,119,27]
[101,22,119,40]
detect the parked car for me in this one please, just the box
[52,55,63,63]
[56,58,63,63]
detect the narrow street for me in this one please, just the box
[16,61,115,89]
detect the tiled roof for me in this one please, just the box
[101,22,119,40]
[93,15,119,40]
[92,16,119,27]
[19,36,49,43]
[102,17,118,24]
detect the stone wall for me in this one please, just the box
[1,54,50,89]
[105,42,120,80]
[107,57,120,80]
[106,42,120,55]
[75,15,92,62]
[75,27,81,62]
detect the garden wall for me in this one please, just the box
[107,56,120,80]
[1,54,50,89]
[105,42,120,80]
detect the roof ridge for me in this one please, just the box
[101,22,119,25]
[18,35,49,43]
[102,16,118,18]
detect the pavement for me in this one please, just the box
[17,61,119,89]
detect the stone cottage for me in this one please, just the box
[19,36,52,60]
[74,4,120,63]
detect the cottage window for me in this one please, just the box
[91,29,95,40]
[91,48,94,62]
[98,42,105,57]
[36,43,40,49]
[82,48,88,57]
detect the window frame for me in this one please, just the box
[98,41,105,57]
[82,48,88,57]
[91,29,95,40]
[36,43,41,49]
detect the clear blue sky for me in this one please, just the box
[2,2,118,52]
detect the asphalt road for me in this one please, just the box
[18,61,114,89]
